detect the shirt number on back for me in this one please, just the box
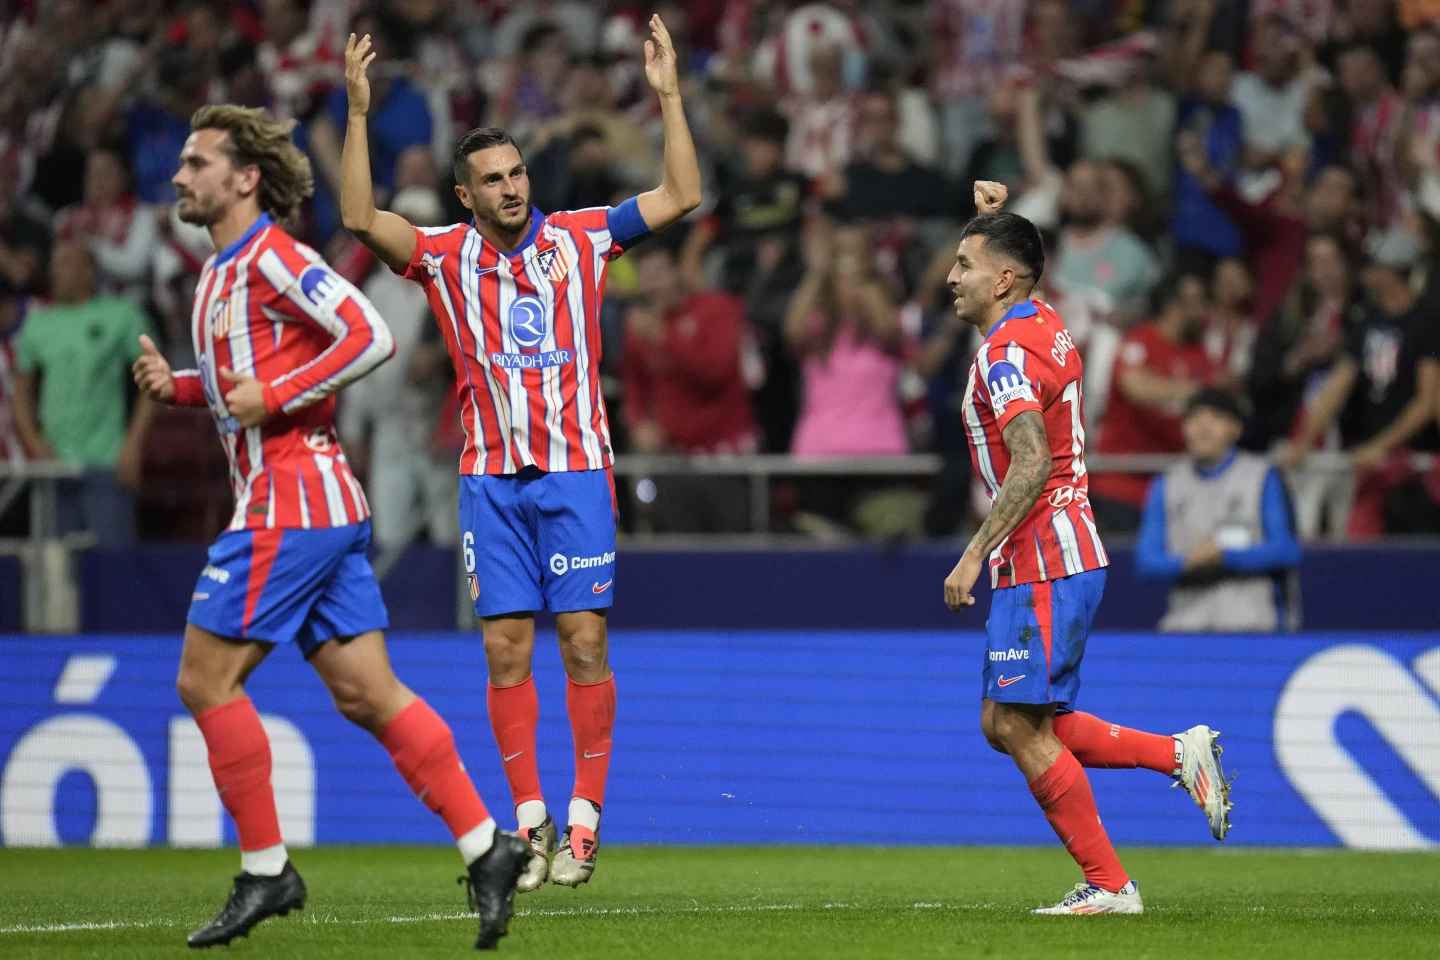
[1061,380,1087,482]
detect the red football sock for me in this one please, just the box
[194,697,283,852]
[488,675,544,807]
[1028,749,1130,893]
[566,675,616,806]
[378,699,489,839]
[1054,711,1177,775]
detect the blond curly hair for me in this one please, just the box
[191,105,314,229]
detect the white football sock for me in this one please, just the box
[241,843,287,877]
[568,797,600,832]
[516,799,548,831]
[457,818,496,865]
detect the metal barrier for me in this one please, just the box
[0,461,86,633]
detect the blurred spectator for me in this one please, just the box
[1136,387,1301,632]
[1230,14,1322,172]
[929,0,1028,178]
[1179,128,1361,327]
[257,0,343,122]
[785,223,906,458]
[492,0,601,58]
[105,47,211,205]
[54,148,157,302]
[1173,50,1245,265]
[1338,42,1404,226]
[530,57,657,198]
[12,242,153,545]
[1079,54,1177,200]
[1250,232,1361,536]
[1282,227,1440,537]
[505,22,571,147]
[1205,258,1258,390]
[337,186,455,551]
[0,153,49,298]
[754,1,869,99]
[783,40,856,181]
[826,90,961,296]
[1052,160,1161,320]
[1091,274,1217,533]
[0,293,25,464]
[683,110,805,296]
[310,9,432,243]
[621,242,757,533]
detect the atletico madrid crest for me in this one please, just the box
[468,574,480,602]
[211,298,232,339]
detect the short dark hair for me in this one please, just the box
[739,108,789,146]
[452,127,522,185]
[958,212,1045,285]
[1149,270,1208,316]
[1185,387,1249,424]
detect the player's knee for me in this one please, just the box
[176,666,229,715]
[329,678,387,730]
[979,709,1007,753]
[990,708,1038,753]
[560,628,605,664]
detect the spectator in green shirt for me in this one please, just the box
[13,242,155,545]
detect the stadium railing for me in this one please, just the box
[0,460,86,633]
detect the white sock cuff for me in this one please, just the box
[568,796,601,832]
[516,799,548,830]
[457,818,497,865]
[240,843,288,877]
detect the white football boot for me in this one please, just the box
[1172,724,1233,840]
[1032,880,1143,915]
[515,816,556,893]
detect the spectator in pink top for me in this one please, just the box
[785,223,907,457]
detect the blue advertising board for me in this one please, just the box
[2,631,1438,850]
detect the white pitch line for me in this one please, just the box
[0,900,996,935]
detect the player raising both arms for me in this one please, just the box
[132,106,528,950]
[942,182,1233,915]
[339,15,701,890]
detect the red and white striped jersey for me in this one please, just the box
[170,214,395,531]
[398,201,650,475]
[962,298,1109,589]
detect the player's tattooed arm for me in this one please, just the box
[970,412,1053,558]
[945,411,1052,611]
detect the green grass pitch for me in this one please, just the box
[1,847,1437,959]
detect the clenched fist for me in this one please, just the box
[974,181,1008,215]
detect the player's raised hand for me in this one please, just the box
[219,366,271,428]
[643,14,680,98]
[973,181,1008,215]
[344,33,378,117]
[132,334,175,402]
[944,553,983,612]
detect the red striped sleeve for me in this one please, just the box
[254,241,396,415]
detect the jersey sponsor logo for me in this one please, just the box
[1049,485,1088,509]
[297,265,348,314]
[549,551,615,576]
[985,360,1034,410]
[508,295,548,348]
[490,349,574,369]
[302,427,334,454]
[988,649,1029,661]
[1051,329,1077,366]
[201,565,230,584]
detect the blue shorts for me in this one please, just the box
[461,468,616,618]
[187,520,389,657]
[982,567,1106,709]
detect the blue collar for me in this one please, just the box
[1194,448,1238,479]
[985,299,1038,338]
[214,213,273,265]
[475,206,546,257]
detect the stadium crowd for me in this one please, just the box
[1,0,1439,544]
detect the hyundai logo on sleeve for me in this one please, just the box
[508,296,548,348]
